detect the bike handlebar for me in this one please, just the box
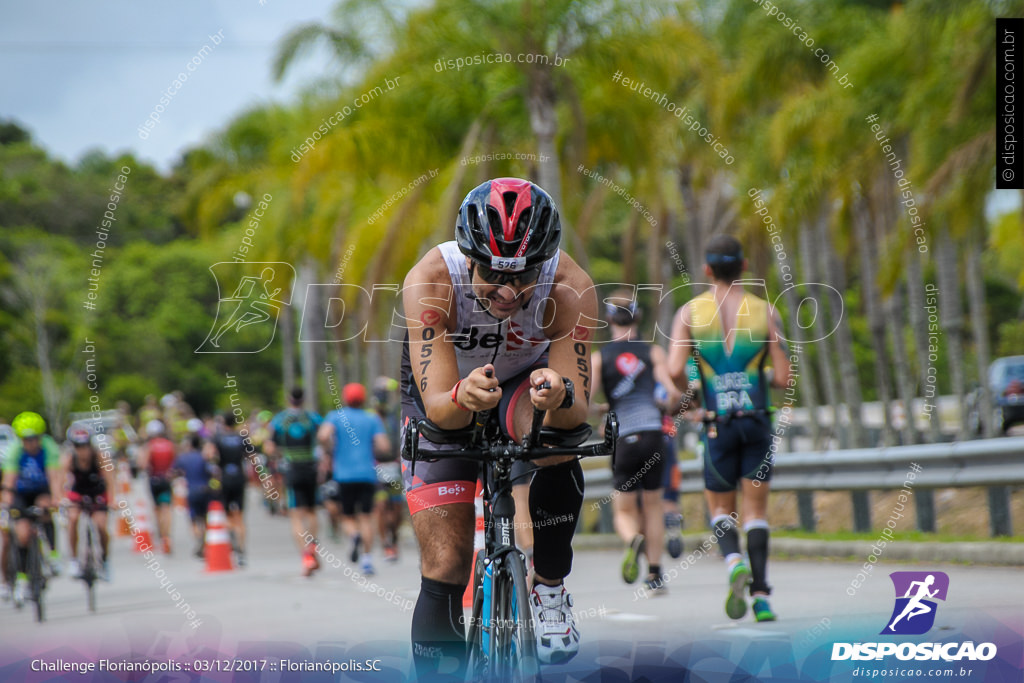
[405,403,618,465]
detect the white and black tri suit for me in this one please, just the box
[399,241,559,512]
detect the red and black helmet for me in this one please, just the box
[455,178,561,272]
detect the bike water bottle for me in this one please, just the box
[481,561,493,655]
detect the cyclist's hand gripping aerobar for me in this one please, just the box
[456,364,502,412]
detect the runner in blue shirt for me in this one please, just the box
[317,383,390,575]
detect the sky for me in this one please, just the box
[0,1,1019,217]
[1,0,338,171]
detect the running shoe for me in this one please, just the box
[236,551,247,568]
[383,545,398,563]
[665,513,684,559]
[621,534,645,584]
[752,596,777,622]
[531,583,580,665]
[302,551,320,577]
[68,559,82,579]
[161,537,172,555]
[101,560,111,582]
[359,553,375,576]
[725,562,751,620]
[644,574,668,596]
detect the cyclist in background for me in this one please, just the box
[1,412,63,601]
[207,412,249,566]
[318,382,390,576]
[591,292,676,594]
[667,234,790,622]
[266,388,322,576]
[401,178,596,675]
[63,423,114,580]
[137,419,176,554]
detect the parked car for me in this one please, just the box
[966,355,1024,435]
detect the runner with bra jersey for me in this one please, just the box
[591,291,677,594]
[401,178,597,678]
[667,234,790,622]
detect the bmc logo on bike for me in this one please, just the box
[438,485,465,497]
[881,571,949,635]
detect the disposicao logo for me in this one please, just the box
[882,571,948,635]
[832,571,997,663]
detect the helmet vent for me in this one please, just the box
[486,206,504,236]
[502,191,519,218]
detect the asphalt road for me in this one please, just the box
[1,485,1021,680]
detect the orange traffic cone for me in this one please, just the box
[117,462,133,537]
[463,479,485,608]
[132,494,155,553]
[204,500,234,572]
[172,477,187,512]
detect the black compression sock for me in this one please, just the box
[530,459,584,581]
[411,576,467,681]
[746,521,771,595]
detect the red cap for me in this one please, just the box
[343,383,367,407]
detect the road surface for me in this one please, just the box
[0,486,1020,681]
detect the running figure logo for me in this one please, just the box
[197,262,295,353]
[881,571,949,635]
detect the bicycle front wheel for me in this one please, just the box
[509,552,540,678]
[491,554,539,681]
[28,537,45,622]
[84,524,97,611]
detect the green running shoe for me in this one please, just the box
[621,534,645,584]
[752,596,777,622]
[725,562,751,620]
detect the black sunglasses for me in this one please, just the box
[474,263,541,287]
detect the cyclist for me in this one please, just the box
[401,178,596,676]
[137,419,176,554]
[667,234,790,622]
[318,382,390,576]
[1,412,63,602]
[63,423,114,580]
[206,412,249,566]
[266,388,323,576]
[591,292,676,594]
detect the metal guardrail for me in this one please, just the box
[583,436,1024,537]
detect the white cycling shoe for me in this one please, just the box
[530,583,580,665]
